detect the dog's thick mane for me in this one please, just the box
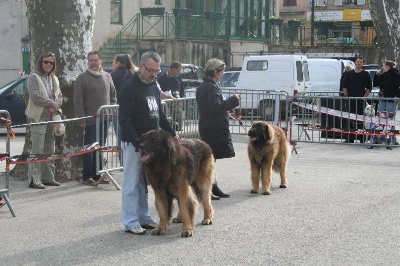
[139,130,199,183]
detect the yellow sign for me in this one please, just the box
[343,9,361,21]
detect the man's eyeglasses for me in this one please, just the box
[43,60,55,66]
[143,63,161,74]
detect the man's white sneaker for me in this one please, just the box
[125,226,146,235]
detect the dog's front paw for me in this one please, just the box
[280,184,287,188]
[152,227,166,235]
[201,219,212,225]
[262,191,271,195]
[181,229,193,237]
[172,217,182,223]
[250,189,258,194]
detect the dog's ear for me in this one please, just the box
[164,136,176,161]
[251,121,260,128]
[264,123,275,142]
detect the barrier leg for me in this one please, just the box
[1,192,16,217]
[94,170,121,190]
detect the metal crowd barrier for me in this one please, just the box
[288,93,399,149]
[96,91,396,180]
[220,89,290,131]
[184,89,290,135]
[0,110,16,217]
[96,105,121,190]
[162,97,200,138]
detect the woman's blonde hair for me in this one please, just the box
[383,60,397,69]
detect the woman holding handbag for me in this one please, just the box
[26,52,63,189]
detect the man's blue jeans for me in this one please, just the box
[121,142,154,230]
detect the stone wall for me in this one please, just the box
[131,39,378,68]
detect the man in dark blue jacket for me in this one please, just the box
[157,61,183,130]
[119,51,178,235]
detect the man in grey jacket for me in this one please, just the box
[74,51,117,185]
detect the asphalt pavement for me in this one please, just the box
[1,134,399,265]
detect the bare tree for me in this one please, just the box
[11,0,97,180]
[369,0,400,65]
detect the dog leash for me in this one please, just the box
[228,108,246,131]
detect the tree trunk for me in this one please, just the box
[369,0,400,66]
[11,0,97,181]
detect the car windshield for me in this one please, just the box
[368,71,376,80]
[219,72,240,87]
[181,66,202,80]
[0,79,21,94]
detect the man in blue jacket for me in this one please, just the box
[157,61,183,130]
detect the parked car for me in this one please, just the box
[0,76,28,126]
[219,67,241,89]
[185,67,242,97]
[159,63,205,92]
[363,64,380,96]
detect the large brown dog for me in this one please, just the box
[136,130,214,237]
[247,121,290,195]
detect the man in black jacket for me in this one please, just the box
[119,51,178,235]
[157,61,184,130]
[342,56,372,143]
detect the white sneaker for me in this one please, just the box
[125,226,146,235]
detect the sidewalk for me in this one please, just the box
[1,135,400,265]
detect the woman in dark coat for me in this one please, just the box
[373,60,400,114]
[373,60,400,144]
[196,58,240,200]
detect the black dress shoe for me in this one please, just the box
[217,192,230,198]
[212,184,230,198]
[211,194,220,200]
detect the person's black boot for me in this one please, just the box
[211,194,220,200]
[212,183,230,198]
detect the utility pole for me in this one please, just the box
[311,0,315,47]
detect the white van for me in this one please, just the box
[223,54,311,120]
[307,58,344,94]
[235,54,311,95]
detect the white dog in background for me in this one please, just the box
[364,102,376,117]
[364,102,376,129]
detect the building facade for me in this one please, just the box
[0,0,376,83]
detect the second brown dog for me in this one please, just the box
[247,121,290,195]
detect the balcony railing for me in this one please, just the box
[99,12,376,64]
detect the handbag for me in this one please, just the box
[52,112,65,136]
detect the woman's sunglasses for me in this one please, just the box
[43,60,55,66]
